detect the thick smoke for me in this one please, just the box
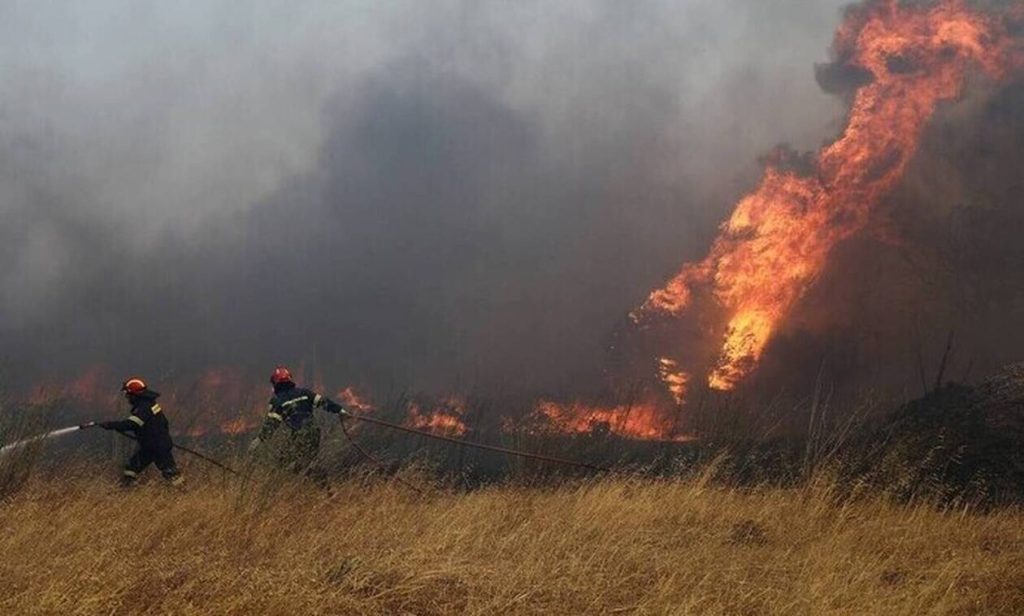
[0,0,850,395]
[24,1,1024,405]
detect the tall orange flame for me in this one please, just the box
[636,0,1022,399]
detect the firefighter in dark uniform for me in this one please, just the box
[98,378,183,486]
[248,366,348,475]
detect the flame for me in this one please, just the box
[173,367,265,437]
[186,367,263,407]
[337,386,376,413]
[636,0,1022,399]
[530,400,692,442]
[27,365,114,406]
[186,417,260,438]
[657,358,690,406]
[405,396,468,436]
[22,365,269,437]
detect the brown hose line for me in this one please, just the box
[344,413,611,473]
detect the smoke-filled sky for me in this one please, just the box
[12,0,1014,397]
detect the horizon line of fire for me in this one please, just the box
[18,368,694,443]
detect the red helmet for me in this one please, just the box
[121,377,147,395]
[270,366,294,385]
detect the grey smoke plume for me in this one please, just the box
[13,0,1018,400]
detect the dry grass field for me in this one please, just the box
[2,466,1023,615]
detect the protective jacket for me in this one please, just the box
[101,391,180,484]
[258,383,343,440]
[102,391,173,452]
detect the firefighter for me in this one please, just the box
[248,366,348,476]
[98,378,183,487]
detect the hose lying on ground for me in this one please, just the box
[342,412,611,473]
[339,416,426,494]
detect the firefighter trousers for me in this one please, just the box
[123,446,182,485]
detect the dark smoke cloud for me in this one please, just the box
[2,0,891,396]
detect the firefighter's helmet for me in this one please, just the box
[270,366,294,385]
[121,378,147,395]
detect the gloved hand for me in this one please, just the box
[248,437,262,453]
[326,401,348,415]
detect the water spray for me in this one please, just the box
[2,413,603,486]
[0,425,86,456]
[1,422,239,475]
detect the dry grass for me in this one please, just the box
[1,468,1024,615]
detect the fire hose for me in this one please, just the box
[1,423,239,476]
[340,412,611,473]
[3,414,608,483]
[84,423,241,476]
[339,416,426,494]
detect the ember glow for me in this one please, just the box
[217,418,257,436]
[635,0,1022,401]
[657,358,690,407]
[405,397,468,436]
[532,400,692,442]
[337,386,376,413]
[11,2,1023,446]
[28,365,114,407]
[191,368,258,408]
[186,417,260,439]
